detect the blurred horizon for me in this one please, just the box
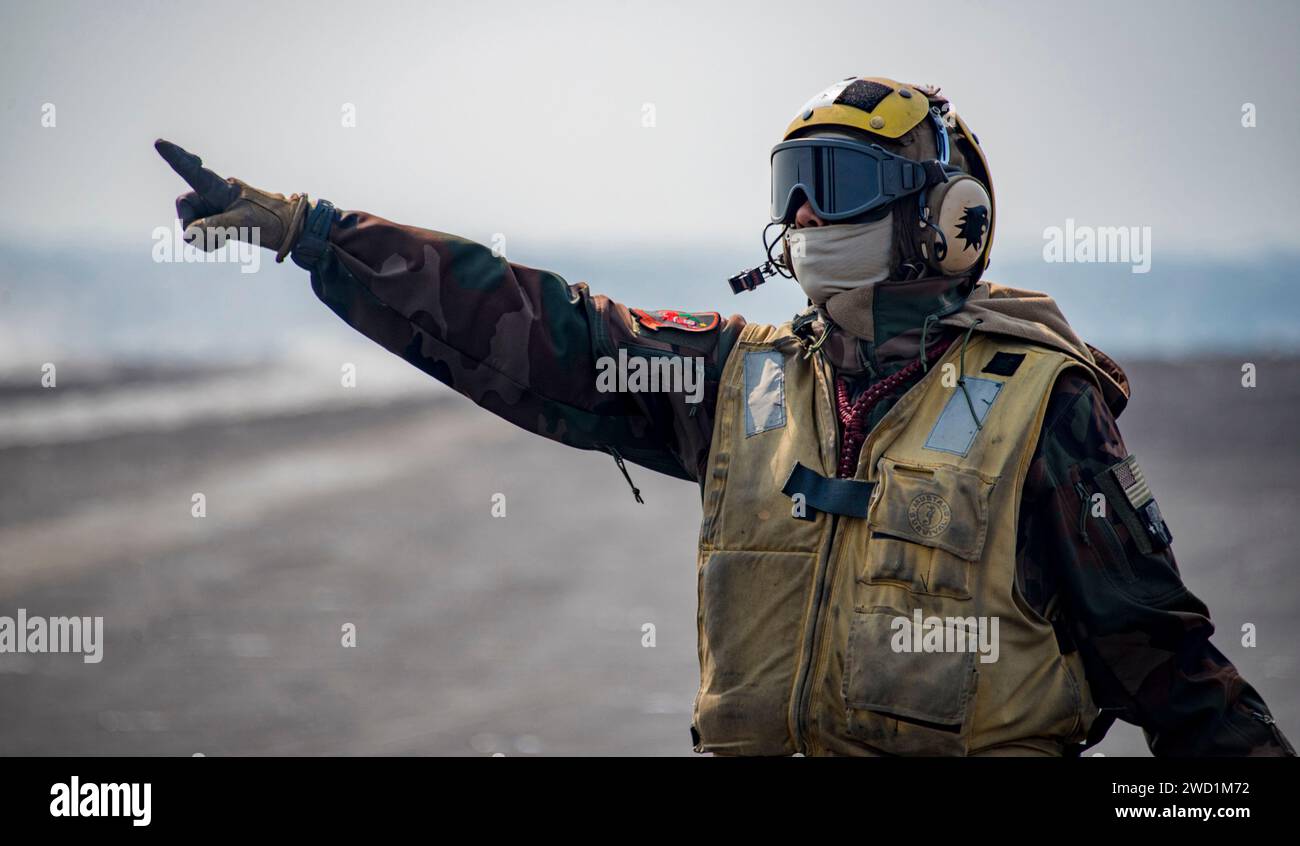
[3,235,1298,365]
[4,233,1298,451]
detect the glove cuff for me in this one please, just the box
[274,193,312,263]
[290,199,338,271]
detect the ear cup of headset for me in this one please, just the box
[918,173,993,275]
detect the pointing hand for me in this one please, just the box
[155,139,310,262]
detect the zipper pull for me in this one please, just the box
[606,446,644,504]
[1074,481,1092,547]
[1250,710,1296,755]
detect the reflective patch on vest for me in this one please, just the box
[743,350,786,436]
[923,376,1002,456]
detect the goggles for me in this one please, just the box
[770,137,933,224]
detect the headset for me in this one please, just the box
[906,108,994,280]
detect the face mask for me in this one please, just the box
[787,211,894,305]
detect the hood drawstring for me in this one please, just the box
[802,322,833,360]
[919,313,939,373]
[957,318,985,430]
[918,313,983,429]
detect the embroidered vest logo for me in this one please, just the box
[908,493,951,538]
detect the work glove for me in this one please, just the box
[155,139,310,263]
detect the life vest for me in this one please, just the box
[692,321,1098,756]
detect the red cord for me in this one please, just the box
[833,336,954,478]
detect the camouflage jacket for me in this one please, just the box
[292,204,1293,756]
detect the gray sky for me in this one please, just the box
[2,0,1298,259]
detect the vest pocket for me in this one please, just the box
[693,550,813,756]
[861,459,995,599]
[842,607,978,755]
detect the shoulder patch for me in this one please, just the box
[632,308,720,333]
[1094,454,1173,555]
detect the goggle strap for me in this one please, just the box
[882,159,940,199]
[920,160,951,187]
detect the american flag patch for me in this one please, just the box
[1098,454,1172,553]
[1111,455,1152,508]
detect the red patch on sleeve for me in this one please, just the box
[632,309,720,333]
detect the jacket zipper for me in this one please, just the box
[789,341,956,752]
[793,514,840,751]
[1252,710,1297,755]
[791,353,843,753]
[1073,482,1093,547]
[1075,477,1136,582]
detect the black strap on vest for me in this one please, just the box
[782,462,875,521]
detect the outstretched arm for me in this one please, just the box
[156,140,744,485]
[298,204,743,483]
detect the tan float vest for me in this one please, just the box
[693,321,1099,756]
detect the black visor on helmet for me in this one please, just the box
[770,137,931,224]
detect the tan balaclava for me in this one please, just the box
[788,211,896,305]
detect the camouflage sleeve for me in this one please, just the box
[1017,371,1295,757]
[297,205,743,484]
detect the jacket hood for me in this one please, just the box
[938,281,1130,417]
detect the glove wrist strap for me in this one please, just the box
[275,194,312,263]
[290,199,338,270]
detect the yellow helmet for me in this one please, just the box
[781,77,996,282]
[785,76,931,141]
